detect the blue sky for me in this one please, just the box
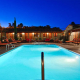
[0,0,80,30]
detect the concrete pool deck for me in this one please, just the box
[0,42,80,55]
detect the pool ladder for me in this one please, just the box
[6,44,15,50]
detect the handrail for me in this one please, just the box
[6,43,15,50]
[41,52,44,80]
[6,44,9,50]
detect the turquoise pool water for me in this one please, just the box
[0,44,80,80]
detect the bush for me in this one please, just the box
[43,38,46,40]
[50,38,53,42]
[35,38,38,41]
[16,37,18,40]
[39,37,42,40]
[8,38,12,42]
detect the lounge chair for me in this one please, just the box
[74,42,80,45]
[73,38,80,45]
[58,40,62,43]
[0,41,9,46]
[5,39,17,44]
[65,41,74,43]
[11,38,21,43]
[54,39,59,43]
[0,41,15,50]
[26,38,31,42]
[45,38,50,42]
[65,38,77,43]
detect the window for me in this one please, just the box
[20,33,22,37]
[69,33,70,36]
[34,33,38,37]
[54,33,57,37]
[43,33,47,37]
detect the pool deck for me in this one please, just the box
[0,42,80,55]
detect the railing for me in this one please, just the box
[41,52,44,80]
[6,43,15,50]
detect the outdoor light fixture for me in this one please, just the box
[22,33,24,35]
[47,33,49,35]
[32,33,34,35]
[13,33,14,34]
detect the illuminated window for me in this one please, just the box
[69,33,70,36]
[54,33,57,37]
[20,33,22,37]
[43,33,47,37]
[34,33,38,37]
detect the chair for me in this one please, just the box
[65,41,74,43]
[73,38,80,45]
[5,39,17,44]
[54,38,59,43]
[0,41,15,50]
[45,38,50,42]
[0,41,9,46]
[65,38,77,43]
[26,38,31,42]
[11,38,21,43]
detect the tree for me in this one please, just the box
[23,26,26,28]
[12,23,14,26]
[8,23,12,28]
[14,17,17,40]
[46,25,50,28]
[71,22,75,25]
[17,23,23,28]
[20,23,23,28]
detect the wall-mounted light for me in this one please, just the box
[47,33,49,35]
[22,33,24,35]
[13,33,14,34]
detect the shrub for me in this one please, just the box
[8,38,12,42]
[50,38,53,42]
[39,37,42,40]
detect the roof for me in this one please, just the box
[65,25,73,29]
[66,24,80,31]
[68,28,80,32]
[4,27,63,33]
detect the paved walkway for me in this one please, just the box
[0,42,80,55]
[55,43,80,54]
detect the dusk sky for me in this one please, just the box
[0,0,80,30]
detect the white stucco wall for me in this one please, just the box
[65,25,73,35]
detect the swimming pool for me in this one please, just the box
[0,44,80,80]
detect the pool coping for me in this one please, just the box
[0,44,80,57]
